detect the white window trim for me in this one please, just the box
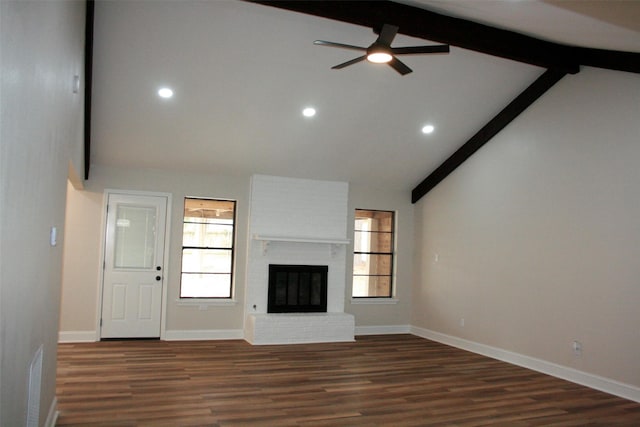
[352,208,396,298]
[350,297,399,305]
[180,197,236,299]
[175,298,237,307]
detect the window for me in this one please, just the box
[180,198,236,298]
[352,209,394,297]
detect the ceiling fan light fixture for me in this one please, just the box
[367,51,393,63]
[314,23,449,75]
[366,43,393,63]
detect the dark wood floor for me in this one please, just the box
[56,334,640,426]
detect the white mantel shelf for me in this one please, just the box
[253,234,350,255]
[253,234,349,245]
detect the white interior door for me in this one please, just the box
[101,193,168,338]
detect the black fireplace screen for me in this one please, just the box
[268,264,328,313]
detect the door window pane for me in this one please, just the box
[114,205,156,269]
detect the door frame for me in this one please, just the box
[96,189,172,340]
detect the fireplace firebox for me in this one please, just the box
[268,264,328,313]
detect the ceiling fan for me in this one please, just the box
[314,24,450,75]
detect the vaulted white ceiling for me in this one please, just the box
[91,0,639,192]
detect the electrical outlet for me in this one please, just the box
[459,318,465,327]
[572,340,582,356]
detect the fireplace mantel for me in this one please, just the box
[253,234,349,245]
[253,234,349,255]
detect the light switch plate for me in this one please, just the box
[50,226,57,246]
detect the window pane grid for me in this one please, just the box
[354,251,393,255]
[180,198,235,298]
[183,220,232,225]
[353,274,392,277]
[183,246,232,250]
[353,209,395,298]
[182,273,231,277]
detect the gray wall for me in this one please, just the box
[413,67,640,387]
[1,1,85,424]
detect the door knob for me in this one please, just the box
[156,266,162,271]
[155,276,161,281]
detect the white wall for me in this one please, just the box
[0,1,85,425]
[413,68,640,388]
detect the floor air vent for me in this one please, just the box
[26,345,43,427]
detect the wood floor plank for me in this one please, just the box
[56,334,640,426]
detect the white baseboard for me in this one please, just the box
[355,324,411,336]
[411,326,640,403]
[58,331,97,343]
[44,397,58,427]
[164,329,244,341]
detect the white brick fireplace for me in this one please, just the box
[244,175,355,344]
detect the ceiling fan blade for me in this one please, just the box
[388,57,412,75]
[391,45,450,55]
[376,24,399,46]
[314,40,366,51]
[331,55,367,69]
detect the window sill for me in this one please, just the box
[350,298,399,305]
[176,298,238,308]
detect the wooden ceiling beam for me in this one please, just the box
[571,47,640,74]
[84,0,95,180]
[250,1,585,73]
[251,1,640,74]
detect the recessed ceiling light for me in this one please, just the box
[422,124,435,134]
[158,87,174,99]
[302,107,316,117]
